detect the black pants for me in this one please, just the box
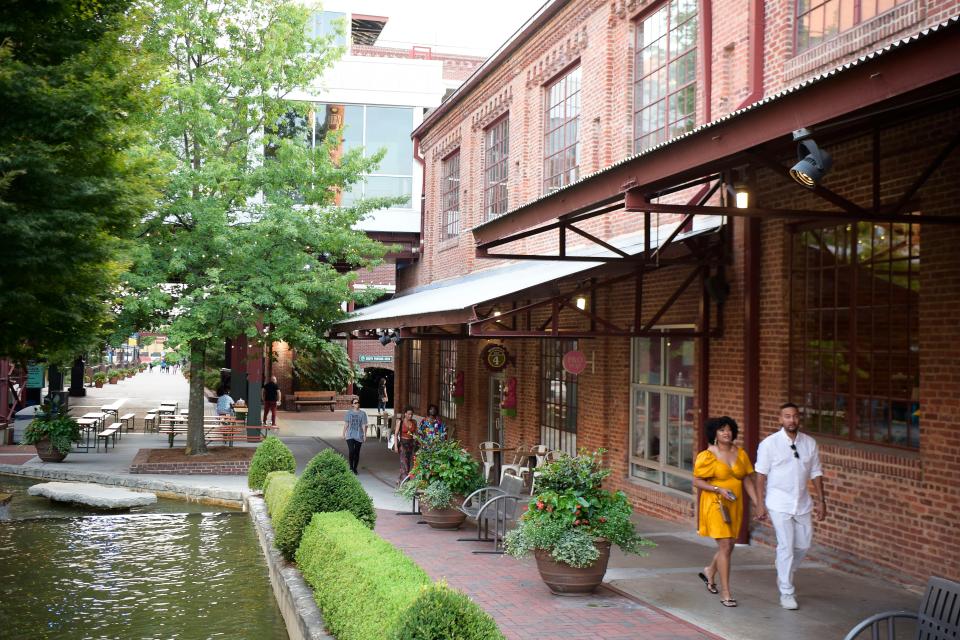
[346,438,362,473]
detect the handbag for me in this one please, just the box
[387,434,396,451]
[717,496,732,524]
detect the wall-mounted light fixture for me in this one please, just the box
[789,128,832,188]
[575,296,587,311]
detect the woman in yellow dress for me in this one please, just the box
[693,416,765,607]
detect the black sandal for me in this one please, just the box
[721,598,738,607]
[698,572,719,594]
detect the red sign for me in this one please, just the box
[562,350,587,375]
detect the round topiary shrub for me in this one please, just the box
[248,436,297,490]
[274,448,377,560]
[391,582,504,640]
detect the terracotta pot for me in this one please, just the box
[94,381,104,388]
[421,505,467,529]
[108,377,118,384]
[534,539,612,596]
[34,438,68,463]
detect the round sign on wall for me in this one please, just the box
[562,350,587,375]
[481,344,509,372]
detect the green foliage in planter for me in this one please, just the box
[504,449,654,568]
[92,372,108,384]
[391,581,504,640]
[296,511,430,640]
[274,449,376,559]
[263,471,297,523]
[398,439,484,510]
[22,405,81,455]
[248,436,297,490]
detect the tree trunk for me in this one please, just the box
[184,340,208,456]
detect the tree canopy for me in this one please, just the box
[123,0,394,453]
[0,0,160,364]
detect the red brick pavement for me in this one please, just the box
[0,445,34,465]
[374,509,720,640]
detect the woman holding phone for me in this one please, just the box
[693,416,765,608]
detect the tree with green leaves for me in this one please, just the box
[0,0,160,366]
[123,0,393,454]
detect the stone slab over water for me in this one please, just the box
[28,482,157,509]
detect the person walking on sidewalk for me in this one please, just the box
[261,376,280,426]
[394,406,418,485]
[377,378,389,414]
[755,402,827,611]
[416,404,446,443]
[693,416,765,608]
[343,399,367,474]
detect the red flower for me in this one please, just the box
[573,519,580,526]
[599,516,607,523]
[536,501,545,510]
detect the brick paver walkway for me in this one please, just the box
[374,509,720,640]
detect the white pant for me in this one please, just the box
[767,509,813,596]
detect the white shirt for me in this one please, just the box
[755,428,823,515]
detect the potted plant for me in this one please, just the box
[21,404,81,462]
[504,449,654,595]
[397,438,484,529]
[92,372,107,388]
[108,370,119,384]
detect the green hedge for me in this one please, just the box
[248,436,297,490]
[296,512,502,640]
[274,448,376,560]
[263,471,297,523]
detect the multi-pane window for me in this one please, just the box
[484,117,509,220]
[543,67,581,194]
[789,222,920,449]
[540,340,578,454]
[633,0,698,153]
[441,151,460,239]
[797,0,908,52]
[438,340,458,421]
[407,339,422,411]
[629,333,695,492]
[336,104,414,208]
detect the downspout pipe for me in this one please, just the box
[413,135,426,259]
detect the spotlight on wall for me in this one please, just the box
[378,333,391,346]
[789,129,832,188]
[575,296,587,311]
[391,333,401,345]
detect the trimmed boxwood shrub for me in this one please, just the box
[263,471,297,523]
[296,512,430,640]
[392,582,504,640]
[274,448,376,559]
[248,436,297,490]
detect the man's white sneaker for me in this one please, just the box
[780,594,799,610]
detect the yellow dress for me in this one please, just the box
[694,448,754,539]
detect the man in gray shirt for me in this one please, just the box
[343,398,367,474]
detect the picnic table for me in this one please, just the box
[100,401,124,421]
[158,403,178,416]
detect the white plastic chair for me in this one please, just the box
[530,449,565,495]
[479,441,499,484]
[520,444,549,488]
[499,444,531,483]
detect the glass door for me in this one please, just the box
[488,375,505,444]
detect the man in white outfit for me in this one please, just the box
[755,402,827,610]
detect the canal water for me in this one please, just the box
[0,475,287,639]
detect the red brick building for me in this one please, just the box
[336,0,960,586]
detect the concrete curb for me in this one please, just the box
[0,464,245,506]
[246,495,330,640]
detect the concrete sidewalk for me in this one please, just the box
[2,373,920,639]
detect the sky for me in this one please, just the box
[324,0,550,57]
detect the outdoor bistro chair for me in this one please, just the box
[458,473,525,554]
[498,443,531,483]
[479,441,499,484]
[843,575,959,640]
[520,444,549,492]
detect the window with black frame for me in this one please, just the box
[540,339,578,454]
[438,339,457,422]
[629,332,695,492]
[484,117,509,220]
[543,67,580,194]
[789,222,919,449]
[408,339,422,411]
[441,151,460,239]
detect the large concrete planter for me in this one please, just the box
[533,539,611,596]
[420,494,467,529]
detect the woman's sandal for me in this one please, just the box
[698,572,719,595]
[721,598,738,607]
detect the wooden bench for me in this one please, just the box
[143,413,157,432]
[293,391,337,412]
[844,575,959,639]
[96,426,119,451]
[157,417,277,447]
[119,413,136,432]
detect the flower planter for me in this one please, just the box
[94,381,104,389]
[34,438,68,463]
[421,506,467,529]
[533,539,611,596]
[108,377,119,384]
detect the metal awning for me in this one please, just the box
[332,219,722,333]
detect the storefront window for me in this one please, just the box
[438,340,457,422]
[789,222,919,448]
[630,333,695,492]
[408,340,421,411]
[540,340,578,454]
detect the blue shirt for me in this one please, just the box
[344,409,367,441]
[216,394,234,416]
